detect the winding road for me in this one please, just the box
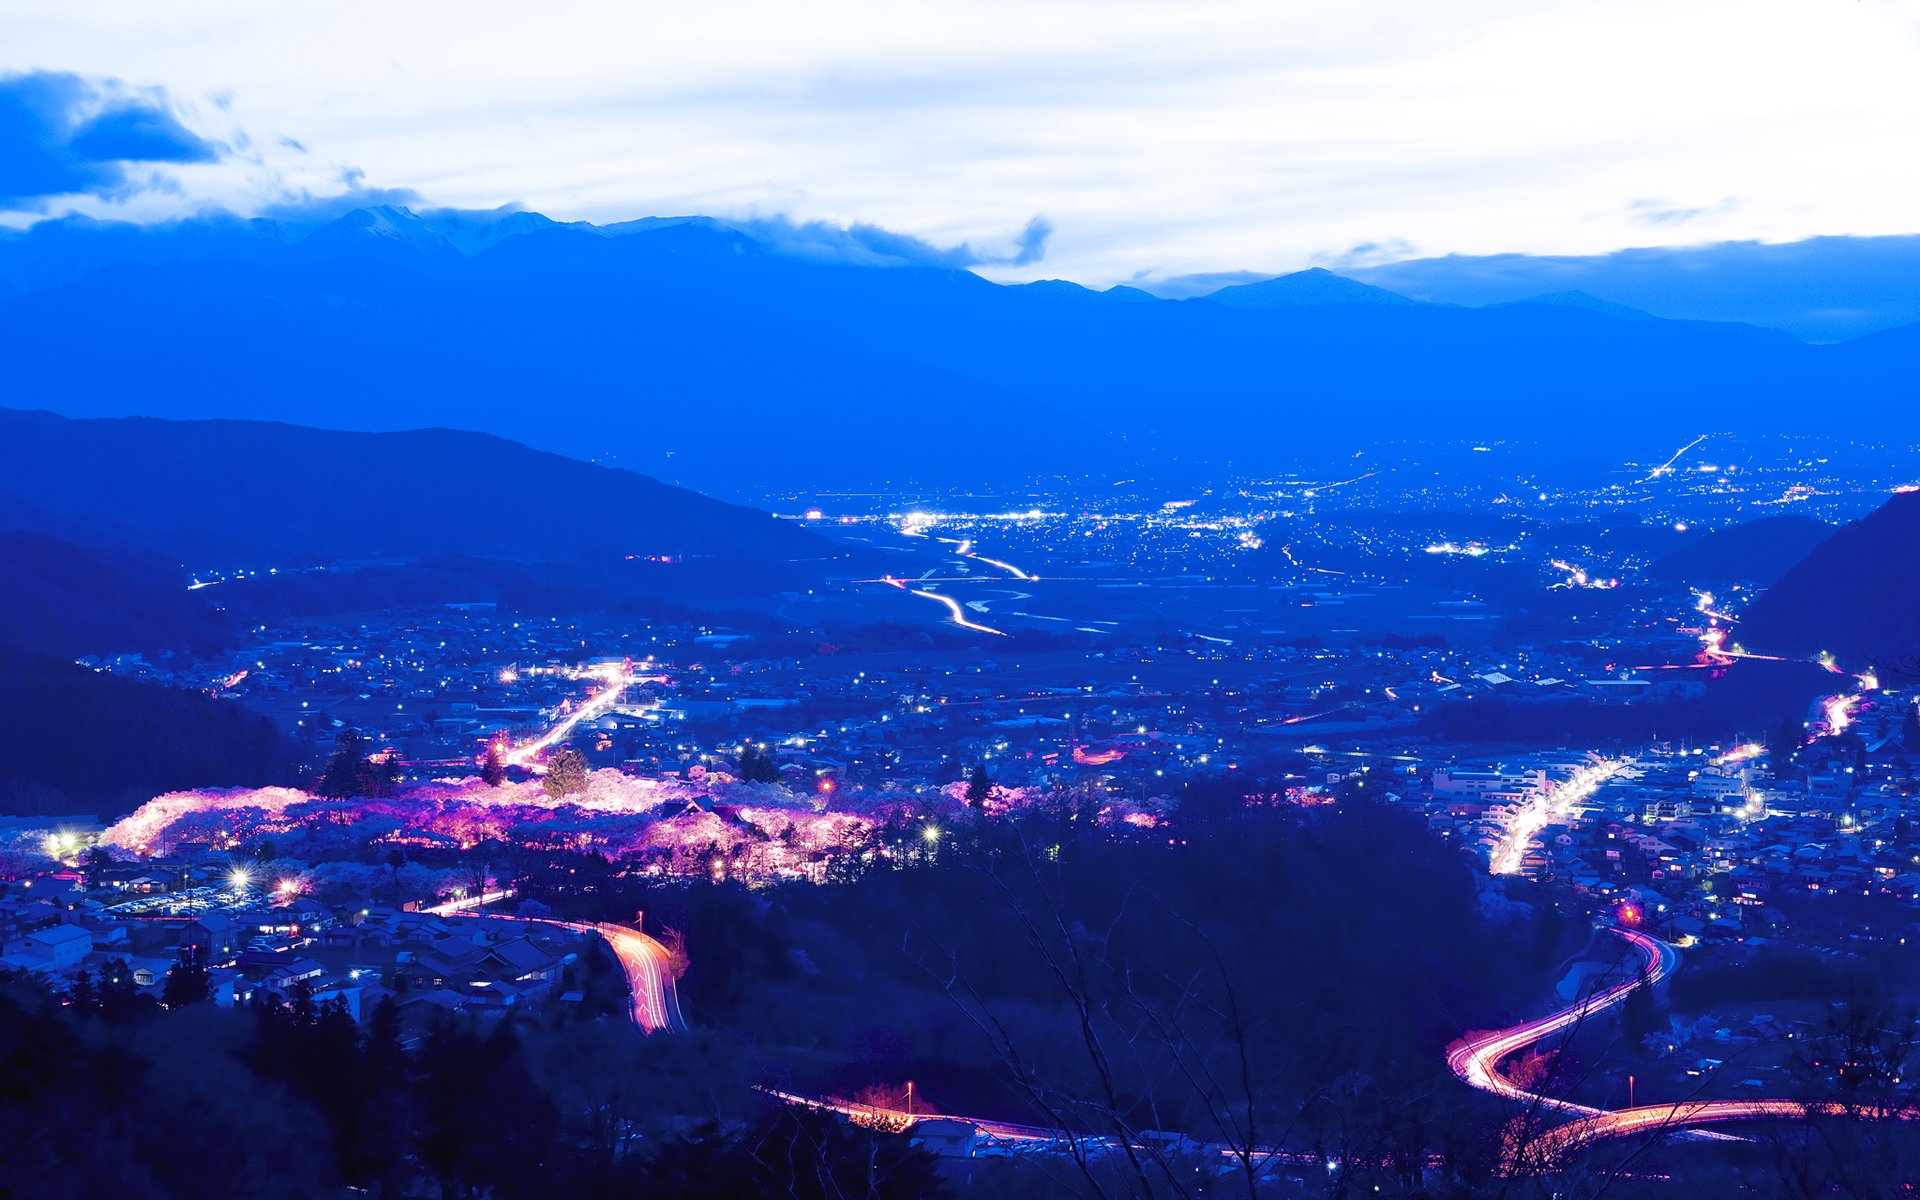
[579,919,688,1033]
[1451,923,1919,1171]
[430,892,686,1034]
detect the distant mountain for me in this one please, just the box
[1495,291,1652,321]
[1343,235,1920,342]
[1646,515,1833,589]
[1,207,1917,486]
[1201,267,1415,310]
[1741,493,1920,675]
[0,409,833,578]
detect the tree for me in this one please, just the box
[543,747,588,799]
[1621,964,1661,1044]
[479,741,506,786]
[319,729,370,798]
[965,763,993,806]
[162,945,211,1008]
[737,744,781,785]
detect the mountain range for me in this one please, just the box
[1,206,1917,488]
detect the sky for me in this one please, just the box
[5,0,1920,287]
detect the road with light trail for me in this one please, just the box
[431,889,684,1034]
[1488,759,1623,876]
[574,919,687,1033]
[501,661,641,768]
[1449,922,1920,1168]
[1446,926,1676,1118]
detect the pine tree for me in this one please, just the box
[966,763,993,806]
[368,750,400,798]
[162,945,211,1008]
[543,747,588,798]
[318,729,369,798]
[737,744,781,784]
[480,741,506,786]
[1622,965,1661,1044]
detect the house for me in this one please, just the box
[0,923,93,973]
[185,914,241,959]
[263,958,327,990]
[127,957,177,989]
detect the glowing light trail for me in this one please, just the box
[1642,433,1710,481]
[502,661,638,768]
[910,588,1007,635]
[426,884,683,1033]
[1488,760,1622,876]
[579,920,686,1033]
[1547,560,1617,590]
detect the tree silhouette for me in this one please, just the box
[965,763,993,806]
[316,730,400,799]
[162,945,211,1009]
[737,744,782,784]
[543,747,588,799]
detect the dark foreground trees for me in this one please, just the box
[2,967,908,1200]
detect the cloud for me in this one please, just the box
[250,170,425,227]
[1627,197,1737,226]
[1126,269,1272,300]
[1310,238,1418,271]
[0,70,223,210]
[725,213,1051,269]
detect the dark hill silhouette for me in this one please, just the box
[1647,515,1833,589]
[0,652,290,816]
[0,529,228,658]
[1741,492,1920,676]
[0,408,831,571]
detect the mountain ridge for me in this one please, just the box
[2,207,1916,486]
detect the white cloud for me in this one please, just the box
[4,0,1917,284]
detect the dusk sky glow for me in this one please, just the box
[7,0,1920,284]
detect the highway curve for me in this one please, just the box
[574,919,688,1033]
[1450,924,1918,1170]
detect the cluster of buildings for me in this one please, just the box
[1413,690,1920,951]
[0,847,586,1026]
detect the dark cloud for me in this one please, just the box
[0,70,222,210]
[727,213,1051,269]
